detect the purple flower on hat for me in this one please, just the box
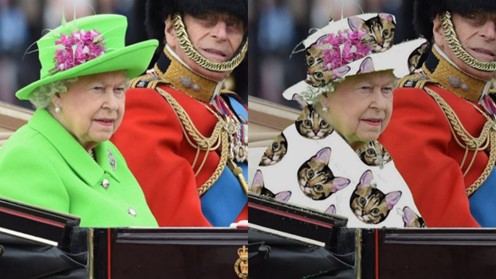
[52,29,105,73]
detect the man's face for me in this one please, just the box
[165,12,245,81]
[433,12,496,81]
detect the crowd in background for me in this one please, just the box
[1,0,410,109]
[0,0,247,109]
[249,0,408,107]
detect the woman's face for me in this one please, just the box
[433,12,496,81]
[165,12,245,81]
[319,71,395,149]
[50,71,128,150]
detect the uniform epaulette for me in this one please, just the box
[129,74,172,89]
[398,73,438,89]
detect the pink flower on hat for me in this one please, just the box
[316,29,371,71]
[53,29,105,73]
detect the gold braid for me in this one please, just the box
[156,87,229,196]
[424,87,496,196]
[441,12,496,72]
[172,13,248,73]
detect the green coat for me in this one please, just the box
[0,109,157,227]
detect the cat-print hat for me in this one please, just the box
[282,13,427,104]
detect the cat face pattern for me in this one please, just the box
[348,13,395,53]
[408,42,429,72]
[355,140,392,167]
[250,170,292,202]
[297,147,351,200]
[305,14,395,87]
[295,105,333,140]
[401,206,426,228]
[259,133,288,166]
[350,170,401,224]
[306,47,350,87]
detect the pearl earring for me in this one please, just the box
[322,106,328,112]
[55,107,61,113]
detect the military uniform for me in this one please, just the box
[112,48,248,227]
[380,47,496,227]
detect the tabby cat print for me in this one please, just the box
[350,170,401,224]
[349,13,396,53]
[355,140,392,167]
[401,206,426,228]
[297,147,350,200]
[295,104,333,140]
[250,170,292,202]
[259,133,288,166]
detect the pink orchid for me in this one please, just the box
[313,29,372,72]
[52,29,105,73]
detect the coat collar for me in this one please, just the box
[423,45,490,103]
[153,45,225,103]
[29,109,120,186]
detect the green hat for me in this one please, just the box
[16,14,158,100]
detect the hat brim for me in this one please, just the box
[283,38,428,102]
[16,39,158,100]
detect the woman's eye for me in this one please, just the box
[114,87,126,96]
[382,87,393,95]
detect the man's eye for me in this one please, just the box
[197,13,215,23]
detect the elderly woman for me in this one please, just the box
[0,14,158,227]
[249,10,428,279]
[251,12,427,228]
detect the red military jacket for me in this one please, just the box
[380,78,489,227]
[112,81,248,227]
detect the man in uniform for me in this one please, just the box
[380,0,496,227]
[112,0,248,227]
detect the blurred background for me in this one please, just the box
[249,0,414,107]
[0,0,248,109]
[1,0,414,110]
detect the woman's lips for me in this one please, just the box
[94,119,115,127]
[362,118,382,127]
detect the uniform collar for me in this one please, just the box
[153,45,225,103]
[29,109,120,185]
[422,45,491,103]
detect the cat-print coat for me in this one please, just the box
[251,110,424,228]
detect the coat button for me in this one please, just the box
[128,208,137,217]
[101,179,110,189]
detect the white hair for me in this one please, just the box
[28,78,77,109]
